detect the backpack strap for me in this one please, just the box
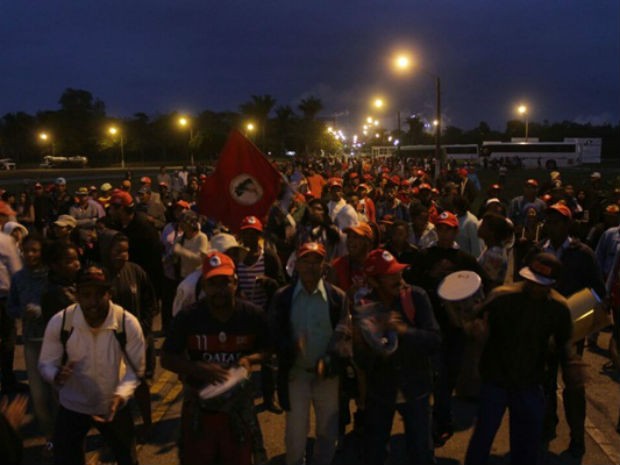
[111,307,142,380]
[399,287,416,326]
[60,304,78,365]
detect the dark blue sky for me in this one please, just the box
[2,1,618,133]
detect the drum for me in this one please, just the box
[198,366,251,411]
[437,271,484,328]
[567,288,608,342]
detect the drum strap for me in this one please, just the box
[399,287,416,326]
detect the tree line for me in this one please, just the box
[0,88,618,166]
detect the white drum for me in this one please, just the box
[438,271,484,327]
[567,288,608,342]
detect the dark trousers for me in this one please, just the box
[542,341,586,446]
[0,299,17,389]
[363,393,435,465]
[433,326,466,432]
[160,276,179,332]
[53,404,138,465]
[465,383,545,465]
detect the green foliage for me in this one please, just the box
[1,89,618,166]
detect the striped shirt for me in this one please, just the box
[237,251,268,309]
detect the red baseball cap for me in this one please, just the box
[419,183,432,191]
[140,176,152,185]
[435,211,459,228]
[458,168,468,177]
[110,191,134,207]
[240,215,263,232]
[349,172,359,179]
[202,251,236,280]
[297,242,326,258]
[547,202,572,220]
[327,177,343,188]
[176,200,190,210]
[364,249,407,277]
[525,178,539,187]
[390,175,400,185]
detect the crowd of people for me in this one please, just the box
[0,157,619,465]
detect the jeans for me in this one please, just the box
[542,343,586,446]
[363,393,435,465]
[53,404,138,465]
[24,339,57,438]
[465,383,545,465]
[285,371,339,465]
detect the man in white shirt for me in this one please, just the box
[39,266,145,465]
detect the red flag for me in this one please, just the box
[198,130,282,232]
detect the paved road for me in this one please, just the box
[12,313,620,465]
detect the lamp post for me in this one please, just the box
[38,132,55,155]
[178,116,195,166]
[392,53,442,174]
[517,104,528,141]
[108,126,125,169]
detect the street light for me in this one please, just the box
[38,132,55,155]
[517,104,529,141]
[177,116,195,166]
[373,98,384,109]
[391,51,442,172]
[108,126,125,169]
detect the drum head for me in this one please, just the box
[199,366,249,400]
[438,271,482,302]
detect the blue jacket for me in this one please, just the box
[7,267,49,341]
[355,285,441,404]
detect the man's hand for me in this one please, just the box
[54,361,75,386]
[238,356,252,372]
[92,395,125,423]
[193,361,229,384]
[0,395,28,430]
[24,303,42,319]
[388,311,409,336]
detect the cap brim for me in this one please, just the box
[240,225,263,232]
[203,266,235,280]
[519,267,555,286]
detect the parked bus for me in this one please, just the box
[480,140,585,169]
[398,144,480,162]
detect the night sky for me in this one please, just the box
[2,1,618,133]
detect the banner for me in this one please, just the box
[199,130,282,232]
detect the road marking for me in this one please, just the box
[150,382,183,425]
[585,415,620,465]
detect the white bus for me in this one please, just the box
[398,144,480,162]
[480,140,584,168]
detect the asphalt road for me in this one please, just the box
[13,313,620,465]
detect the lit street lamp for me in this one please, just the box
[178,116,195,166]
[108,126,125,169]
[517,104,529,141]
[392,52,442,171]
[38,132,55,155]
[245,122,256,138]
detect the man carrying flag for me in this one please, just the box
[199,130,283,233]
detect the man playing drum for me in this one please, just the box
[161,251,268,465]
[356,249,441,465]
